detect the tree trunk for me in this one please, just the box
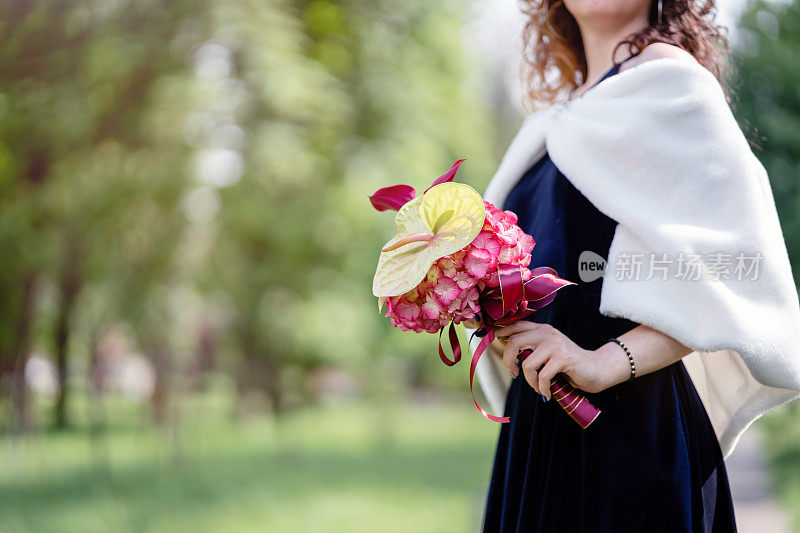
[262,352,283,417]
[150,345,171,426]
[237,327,283,417]
[87,330,107,433]
[53,238,81,430]
[9,273,38,432]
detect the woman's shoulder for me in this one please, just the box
[602,43,722,103]
[619,42,699,74]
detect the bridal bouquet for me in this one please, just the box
[370,160,600,428]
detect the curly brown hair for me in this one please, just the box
[520,0,731,107]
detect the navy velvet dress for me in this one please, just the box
[481,57,737,532]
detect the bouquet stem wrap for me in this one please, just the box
[452,264,600,428]
[517,349,601,429]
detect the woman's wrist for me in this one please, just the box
[594,341,635,391]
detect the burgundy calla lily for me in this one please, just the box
[369,184,416,212]
[368,158,467,212]
[423,158,467,193]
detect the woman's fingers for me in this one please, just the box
[494,321,542,338]
[537,359,563,401]
[519,345,551,393]
[501,336,523,376]
[500,325,550,378]
[501,330,539,376]
[496,322,573,400]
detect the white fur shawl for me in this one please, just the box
[464,56,800,459]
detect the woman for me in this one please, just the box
[462,0,800,531]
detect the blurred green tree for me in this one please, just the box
[197,0,500,414]
[0,0,209,429]
[0,0,500,431]
[730,0,800,284]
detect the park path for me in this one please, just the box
[727,425,793,532]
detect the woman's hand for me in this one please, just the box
[494,321,624,400]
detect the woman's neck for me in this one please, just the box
[575,17,650,92]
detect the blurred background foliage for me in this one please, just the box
[1,0,800,531]
[0,0,500,435]
[732,0,800,528]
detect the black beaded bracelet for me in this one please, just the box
[609,337,636,380]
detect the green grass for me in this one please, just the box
[0,392,499,532]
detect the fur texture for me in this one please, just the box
[464,56,800,459]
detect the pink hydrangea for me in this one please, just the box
[384,201,535,334]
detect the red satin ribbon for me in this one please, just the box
[468,327,511,422]
[438,320,461,366]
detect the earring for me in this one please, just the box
[657,0,663,24]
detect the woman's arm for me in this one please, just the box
[493,321,693,400]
